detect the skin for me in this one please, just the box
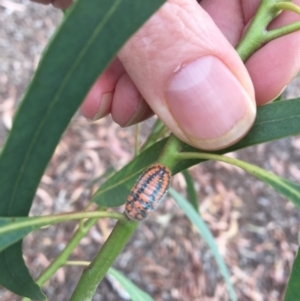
[31,0,300,150]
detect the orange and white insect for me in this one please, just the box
[125,163,172,221]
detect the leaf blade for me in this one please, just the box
[94,98,300,207]
[0,242,45,301]
[0,0,166,298]
[108,268,154,301]
[169,188,237,301]
[177,152,300,211]
[182,170,199,212]
[284,247,300,301]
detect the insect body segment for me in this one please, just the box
[125,164,172,221]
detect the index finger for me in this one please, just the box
[31,0,72,9]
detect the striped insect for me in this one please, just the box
[125,163,172,221]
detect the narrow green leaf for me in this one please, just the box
[0,241,45,301]
[168,188,237,301]
[273,93,283,102]
[0,0,166,298]
[93,139,166,207]
[284,247,300,301]
[182,170,198,212]
[175,98,300,173]
[94,98,300,207]
[0,212,124,252]
[177,152,300,210]
[108,268,154,301]
[249,171,300,209]
[0,0,166,221]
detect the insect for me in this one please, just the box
[125,163,172,221]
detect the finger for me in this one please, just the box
[245,35,300,105]
[241,0,261,24]
[200,0,245,46]
[31,0,51,5]
[111,73,153,127]
[52,0,72,9]
[245,0,300,105]
[30,0,72,8]
[118,0,256,150]
[80,58,126,120]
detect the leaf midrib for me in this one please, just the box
[254,112,300,126]
[7,0,123,215]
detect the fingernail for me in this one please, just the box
[166,56,256,150]
[88,93,112,122]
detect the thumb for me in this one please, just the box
[118,0,256,150]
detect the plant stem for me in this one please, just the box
[1,211,125,235]
[274,2,300,15]
[235,0,299,61]
[70,134,183,301]
[70,219,139,301]
[175,151,281,176]
[41,220,99,285]
[265,0,300,42]
[158,133,185,168]
[236,0,279,61]
[175,152,250,167]
[21,218,98,301]
[66,261,91,266]
[266,20,300,41]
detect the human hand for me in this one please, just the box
[31,0,300,150]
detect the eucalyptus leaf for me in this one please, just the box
[108,268,154,301]
[0,241,44,300]
[177,152,300,211]
[93,98,300,207]
[169,188,237,301]
[0,0,166,298]
[284,247,300,301]
[182,170,199,212]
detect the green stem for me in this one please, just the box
[0,211,125,235]
[176,152,246,167]
[158,133,184,168]
[266,20,300,41]
[175,151,268,174]
[70,134,183,301]
[66,261,91,266]
[235,0,300,61]
[39,219,98,285]
[236,0,280,61]
[265,0,300,42]
[175,152,300,210]
[21,218,98,301]
[70,219,139,301]
[274,2,300,15]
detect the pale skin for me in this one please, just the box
[31,0,300,150]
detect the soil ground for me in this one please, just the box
[0,1,300,300]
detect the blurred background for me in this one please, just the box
[0,1,300,300]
